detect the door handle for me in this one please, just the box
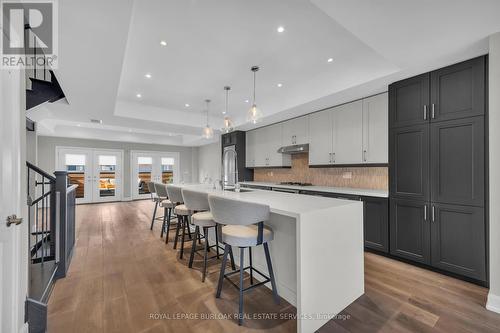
[363,150,367,162]
[431,205,435,222]
[423,205,427,221]
[431,104,435,119]
[6,214,23,227]
[332,152,336,163]
[423,105,427,120]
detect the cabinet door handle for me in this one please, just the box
[332,152,336,163]
[424,205,427,221]
[431,104,435,119]
[431,205,435,222]
[363,150,367,162]
[423,105,427,120]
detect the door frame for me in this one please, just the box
[92,149,124,203]
[55,147,124,204]
[130,150,180,200]
[0,65,29,332]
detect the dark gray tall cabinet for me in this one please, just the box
[389,56,487,283]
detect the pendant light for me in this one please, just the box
[222,86,234,133]
[202,99,214,139]
[246,66,263,124]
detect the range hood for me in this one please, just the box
[277,144,309,154]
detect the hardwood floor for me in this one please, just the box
[47,200,500,333]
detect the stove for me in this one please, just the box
[278,182,313,186]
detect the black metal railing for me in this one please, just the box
[27,162,56,266]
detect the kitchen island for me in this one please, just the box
[181,185,364,333]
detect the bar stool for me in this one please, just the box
[208,195,280,326]
[166,185,194,259]
[182,188,235,282]
[148,181,163,230]
[153,183,177,240]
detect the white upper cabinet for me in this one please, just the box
[245,130,256,167]
[362,93,388,163]
[333,100,363,164]
[282,116,308,146]
[250,124,290,168]
[308,109,333,165]
[246,93,388,168]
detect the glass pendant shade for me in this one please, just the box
[202,125,214,139]
[247,66,263,124]
[247,104,262,124]
[222,116,233,133]
[201,99,213,139]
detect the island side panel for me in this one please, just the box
[296,201,364,333]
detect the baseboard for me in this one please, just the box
[486,292,500,313]
[122,197,132,202]
[20,322,29,333]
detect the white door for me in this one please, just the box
[1,65,29,333]
[57,148,93,204]
[131,151,180,200]
[333,100,363,164]
[308,109,333,165]
[57,148,123,204]
[362,93,388,164]
[93,151,123,203]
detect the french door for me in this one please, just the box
[131,151,180,200]
[56,147,123,204]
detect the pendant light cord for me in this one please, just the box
[253,70,256,104]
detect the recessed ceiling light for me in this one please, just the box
[277,83,283,88]
[244,99,249,103]
[136,93,142,98]
[77,124,81,127]
[160,40,167,46]
[222,111,226,114]
[184,103,190,107]
[128,129,133,132]
[277,26,285,33]
[327,58,333,63]
[145,73,152,78]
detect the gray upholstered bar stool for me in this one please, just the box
[208,195,279,326]
[154,183,177,240]
[148,181,164,230]
[166,184,194,258]
[182,188,235,282]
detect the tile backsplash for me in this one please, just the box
[253,153,388,190]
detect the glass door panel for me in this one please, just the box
[93,151,122,202]
[138,156,153,195]
[57,148,92,204]
[161,157,175,184]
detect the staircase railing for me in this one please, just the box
[26,163,77,332]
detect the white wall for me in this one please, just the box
[487,32,500,313]
[37,136,198,199]
[197,141,221,184]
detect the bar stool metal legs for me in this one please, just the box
[216,244,279,326]
[173,215,194,259]
[188,226,232,282]
[150,201,158,230]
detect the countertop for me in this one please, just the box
[181,184,361,218]
[239,181,389,198]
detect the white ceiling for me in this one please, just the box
[31,0,500,146]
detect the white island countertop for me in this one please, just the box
[239,181,389,198]
[180,184,364,333]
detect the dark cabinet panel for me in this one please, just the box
[431,117,484,206]
[431,57,485,122]
[363,197,388,253]
[389,73,430,128]
[390,125,429,201]
[431,203,486,281]
[390,199,430,264]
